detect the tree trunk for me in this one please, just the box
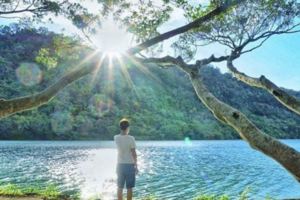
[227,58,300,115]
[188,69,300,182]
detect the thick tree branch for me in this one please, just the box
[195,54,231,66]
[140,53,300,182]
[0,52,101,119]
[189,71,300,182]
[151,54,300,182]
[127,0,246,55]
[0,0,241,119]
[227,56,300,115]
[137,53,239,69]
[134,55,195,73]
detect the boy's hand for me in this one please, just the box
[135,165,139,175]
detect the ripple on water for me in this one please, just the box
[0,140,300,200]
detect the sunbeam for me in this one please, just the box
[115,56,140,98]
[123,54,163,85]
[73,50,100,70]
[106,53,115,98]
[90,53,106,85]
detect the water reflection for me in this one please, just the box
[78,149,117,200]
[0,141,299,200]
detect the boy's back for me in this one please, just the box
[115,118,137,200]
[114,134,136,164]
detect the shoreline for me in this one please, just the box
[0,195,299,200]
[0,183,299,200]
[0,197,41,200]
[0,138,300,141]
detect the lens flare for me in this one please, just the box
[88,94,113,117]
[16,62,42,86]
[77,119,93,136]
[184,137,192,146]
[50,111,73,134]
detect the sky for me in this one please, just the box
[192,31,300,91]
[1,0,300,91]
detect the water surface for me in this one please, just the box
[0,140,299,199]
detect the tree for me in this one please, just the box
[0,0,100,30]
[1,0,300,182]
[0,0,242,118]
[135,0,300,181]
[177,0,300,115]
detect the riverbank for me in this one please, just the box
[0,184,66,200]
[0,197,40,200]
[0,189,299,200]
[0,184,251,200]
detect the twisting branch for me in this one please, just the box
[136,53,241,74]
[0,4,49,15]
[227,54,300,115]
[0,0,242,119]
[12,0,22,13]
[134,55,195,73]
[138,52,240,67]
[138,53,300,182]
[240,35,271,54]
[189,70,300,182]
[239,24,300,54]
[0,0,67,17]
[195,54,234,66]
[127,0,246,55]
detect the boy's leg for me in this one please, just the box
[117,164,125,200]
[127,188,133,200]
[117,188,123,200]
[125,164,135,200]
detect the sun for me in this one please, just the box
[104,51,121,59]
[92,17,131,56]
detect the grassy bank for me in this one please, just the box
[0,184,277,200]
[0,184,73,200]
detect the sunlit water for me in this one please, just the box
[0,140,299,199]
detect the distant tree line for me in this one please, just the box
[0,25,299,140]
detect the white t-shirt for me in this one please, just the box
[114,134,136,164]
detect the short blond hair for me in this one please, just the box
[119,118,130,130]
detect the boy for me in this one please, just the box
[114,118,138,200]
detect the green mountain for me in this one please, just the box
[0,25,300,140]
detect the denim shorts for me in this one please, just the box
[116,163,136,189]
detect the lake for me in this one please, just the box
[0,140,299,199]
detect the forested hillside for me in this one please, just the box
[0,25,300,140]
